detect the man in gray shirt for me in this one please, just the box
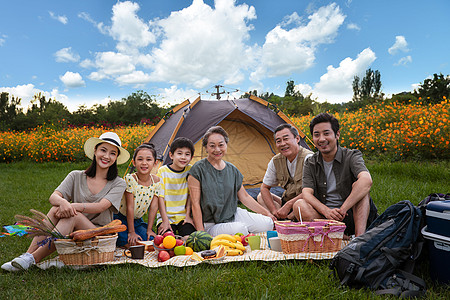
[294,113,377,237]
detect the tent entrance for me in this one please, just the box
[192,109,277,187]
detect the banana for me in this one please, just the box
[210,239,235,249]
[210,239,246,252]
[211,234,237,243]
[226,248,243,256]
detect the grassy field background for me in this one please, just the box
[1,161,449,299]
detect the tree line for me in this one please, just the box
[0,90,166,131]
[1,72,449,131]
[242,72,449,116]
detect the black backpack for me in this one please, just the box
[329,200,426,297]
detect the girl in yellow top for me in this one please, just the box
[114,143,161,248]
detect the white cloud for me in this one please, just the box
[0,84,36,103]
[394,55,412,66]
[54,47,80,63]
[115,70,152,86]
[88,71,107,81]
[295,83,313,96]
[80,59,95,68]
[60,71,85,88]
[388,35,409,55]
[71,2,347,93]
[280,12,302,27]
[411,83,420,92]
[311,47,376,103]
[155,85,199,107]
[109,1,156,53]
[149,0,257,88]
[49,11,68,24]
[78,12,108,34]
[91,51,135,78]
[252,3,345,82]
[0,84,71,111]
[0,35,6,46]
[347,23,360,31]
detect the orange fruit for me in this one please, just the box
[185,246,194,255]
[163,235,176,249]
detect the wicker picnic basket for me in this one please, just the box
[275,220,346,254]
[54,234,118,265]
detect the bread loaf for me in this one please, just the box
[69,219,125,241]
[72,225,126,241]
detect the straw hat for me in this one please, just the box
[84,132,130,165]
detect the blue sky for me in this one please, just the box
[1,0,449,112]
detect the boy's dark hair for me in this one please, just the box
[170,137,195,156]
[202,126,229,147]
[132,142,157,161]
[85,144,119,180]
[274,123,299,138]
[309,113,340,136]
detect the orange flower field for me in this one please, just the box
[291,98,449,160]
[0,125,155,163]
[0,99,448,162]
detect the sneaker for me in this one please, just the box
[1,261,21,272]
[11,253,35,271]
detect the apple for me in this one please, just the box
[241,233,255,246]
[241,235,248,246]
[158,250,170,262]
[168,250,175,258]
[163,231,175,238]
[175,239,184,246]
[154,235,164,246]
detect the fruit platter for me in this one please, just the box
[146,231,252,263]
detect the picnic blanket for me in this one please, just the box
[37,233,349,270]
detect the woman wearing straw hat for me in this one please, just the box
[1,132,130,272]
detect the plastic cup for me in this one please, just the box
[245,235,261,251]
[268,237,282,252]
[266,231,278,248]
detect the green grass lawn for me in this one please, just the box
[1,161,449,299]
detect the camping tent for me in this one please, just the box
[135,95,311,187]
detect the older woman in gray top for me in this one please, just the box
[1,132,129,272]
[188,126,275,237]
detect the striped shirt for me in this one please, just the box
[156,164,191,225]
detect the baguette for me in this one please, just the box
[69,219,122,238]
[72,225,127,241]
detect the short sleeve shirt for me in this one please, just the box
[55,170,126,227]
[302,147,369,206]
[118,173,161,219]
[156,164,191,224]
[263,153,313,187]
[188,158,243,224]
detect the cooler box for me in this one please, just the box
[426,200,450,237]
[421,226,450,284]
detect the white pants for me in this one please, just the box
[204,207,274,236]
